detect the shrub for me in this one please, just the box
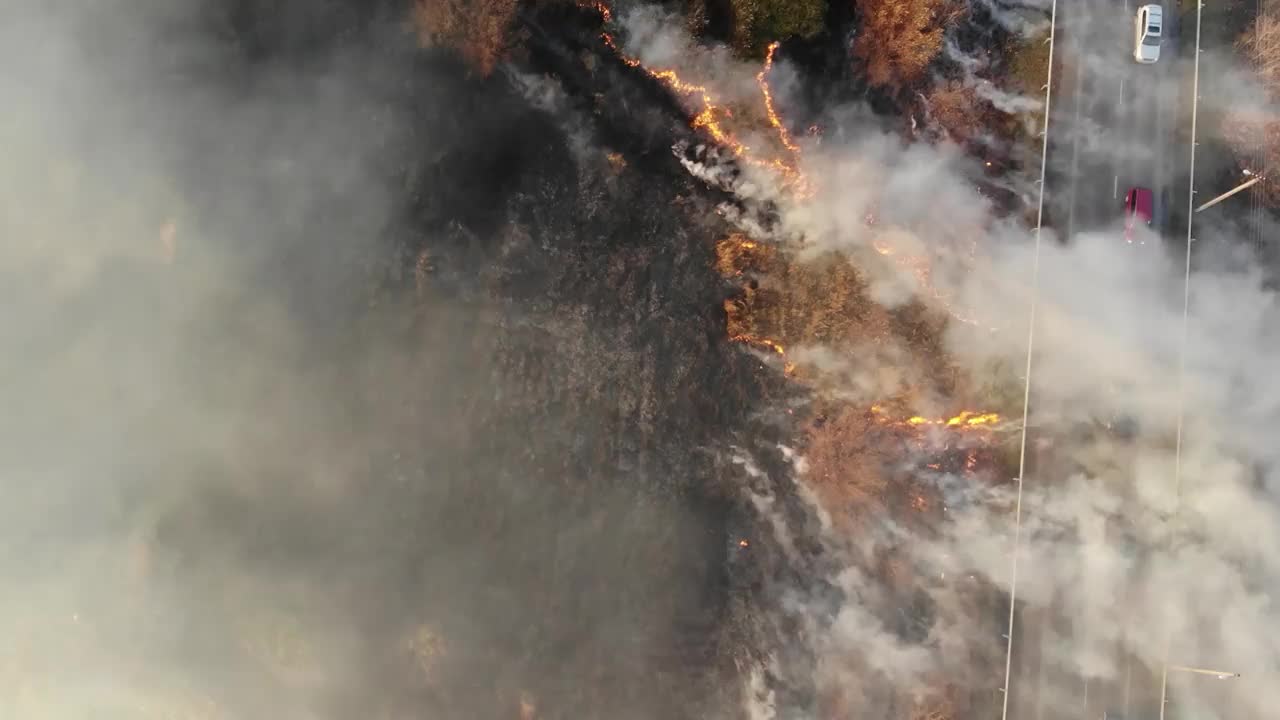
[853,0,958,91]
[728,0,827,56]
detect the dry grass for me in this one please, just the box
[411,0,520,75]
[910,682,963,720]
[854,0,965,91]
[802,404,892,526]
[926,84,986,143]
[1226,9,1280,203]
[714,241,997,531]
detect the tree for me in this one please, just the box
[853,0,959,91]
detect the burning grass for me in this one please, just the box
[713,227,1016,528]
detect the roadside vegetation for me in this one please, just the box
[1004,30,1050,99]
[1224,0,1280,204]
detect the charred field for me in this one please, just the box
[0,0,1037,718]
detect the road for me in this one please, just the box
[1003,1,1189,719]
[1045,0,1182,241]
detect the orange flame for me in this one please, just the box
[872,406,1002,431]
[731,333,785,356]
[757,42,800,155]
[587,1,810,194]
[907,411,1001,428]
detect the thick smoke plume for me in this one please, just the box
[7,0,1279,718]
[0,1,790,718]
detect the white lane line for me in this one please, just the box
[1065,32,1086,237]
[1118,76,1126,108]
[1033,615,1048,720]
[1158,0,1203,716]
[1122,656,1133,717]
[1000,0,1057,717]
[1114,174,1120,198]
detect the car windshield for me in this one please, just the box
[1143,35,1161,46]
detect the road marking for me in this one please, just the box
[1033,620,1048,720]
[1064,31,1086,238]
[1159,0,1203,714]
[1114,175,1119,198]
[1001,1,1057,717]
[1122,656,1132,717]
[1118,77,1125,108]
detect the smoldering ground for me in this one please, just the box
[0,1,818,718]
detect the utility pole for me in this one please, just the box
[1157,663,1241,717]
[1168,665,1241,679]
[1195,171,1265,213]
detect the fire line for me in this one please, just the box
[586,1,810,194]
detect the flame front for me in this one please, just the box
[908,411,1001,428]
[872,405,1002,431]
[757,42,799,155]
[730,333,785,356]
[588,1,809,194]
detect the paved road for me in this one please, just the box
[1046,0,1182,241]
[1003,1,1187,719]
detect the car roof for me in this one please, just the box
[1129,187,1154,215]
[1146,4,1163,19]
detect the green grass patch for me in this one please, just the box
[1005,33,1051,98]
[1003,32,1052,171]
[728,0,826,57]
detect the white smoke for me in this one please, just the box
[615,6,1280,717]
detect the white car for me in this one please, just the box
[1134,4,1163,64]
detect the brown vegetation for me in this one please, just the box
[910,682,964,720]
[715,238,1006,538]
[853,0,963,91]
[1226,8,1280,203]
[411,0,520,75]
[925,84,987,144]
[801,403,892,531]
[715,233,775,278]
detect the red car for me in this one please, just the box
[1124,187,1153,243]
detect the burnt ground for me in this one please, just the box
[0,0,1037,718]
[0,1,842,719]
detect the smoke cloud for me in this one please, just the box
[8,1,1278,719]
[610,5,1280,718]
